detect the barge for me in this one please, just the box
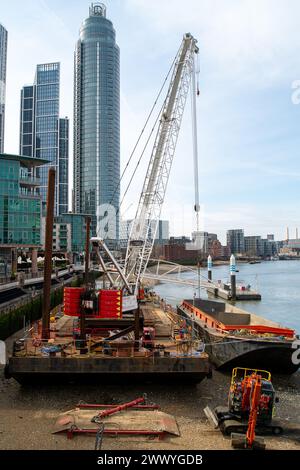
[5,297,211,385]
[177,299,299,374]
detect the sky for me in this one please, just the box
[1,0,300,244]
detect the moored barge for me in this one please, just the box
[177,299,299,374]
[5,296,211,384]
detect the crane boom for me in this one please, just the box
[125,33,199,293]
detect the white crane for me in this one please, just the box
[92,33,199,299]
[124,33,199,294]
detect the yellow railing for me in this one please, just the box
[231,367,271,385]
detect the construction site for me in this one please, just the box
[1,335,300,451]
[0,28,300,454]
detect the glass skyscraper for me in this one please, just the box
[0,24,8,153]
[20,63,69,215]
[58,118,69,215]
[74,3,120,238]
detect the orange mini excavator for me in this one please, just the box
[204,367,283,449]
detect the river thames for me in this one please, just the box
[154,260,300,333]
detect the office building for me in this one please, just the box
[74,3,120,238]
[41,213,88,261]
[0,24,8,153]
[227,229,245,254]
[20,63,69,215]
[169,236,191,246]
[0,153,45,276]
[58,118,69,215]
[244,235,262,257]
[151,220,169,245]
[261,238,277,257]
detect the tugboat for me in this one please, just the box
[177,298,299,374]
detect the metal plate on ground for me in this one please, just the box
[54,409,180,437]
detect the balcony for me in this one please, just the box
[19,188,41,199]
[19,175,41,187]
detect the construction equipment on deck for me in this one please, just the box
[204,367,283,450]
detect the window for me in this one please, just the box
[23,87,33,99]
[23,98,33,110]
[37,83,59,101]
[36,132,57,148]
[36,100,59,116]
[23,110,32,122]
[23,134,32,146]
[23,122,32,134]
[36,116,58,133]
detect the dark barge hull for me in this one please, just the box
[178,304,299,375]
[6,355,211,385]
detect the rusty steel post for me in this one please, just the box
[42,168,55,340]
[134,304,141,351]
[85,217,91,286]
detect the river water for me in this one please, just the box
[154,260,300,333]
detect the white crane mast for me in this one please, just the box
[125,33,199,294]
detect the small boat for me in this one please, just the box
[177,298,299,374]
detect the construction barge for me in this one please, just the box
[178,299,299,374]
[5,294,211,384]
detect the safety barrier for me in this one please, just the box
[12,331,204,360]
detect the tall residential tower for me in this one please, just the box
[0,24,8,153]
[74,3,120,238]
[20,63,69,215]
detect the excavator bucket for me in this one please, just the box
[231,433,266,450]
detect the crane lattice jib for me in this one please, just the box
[125,33,199,294]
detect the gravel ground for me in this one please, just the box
[0,333,299,451]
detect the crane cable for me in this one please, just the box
[98,45,182,239]
[108,45,181,211]
[196,53,200,96]
[119,95,167,209]
[97,92,171,239]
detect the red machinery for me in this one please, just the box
[91,396,147,424]
[231,371,264,449]
[204,368,283,450]
[98,290,122,319]
[63,287,123,319]
[142,327,155,350]
[63,287,85,316]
